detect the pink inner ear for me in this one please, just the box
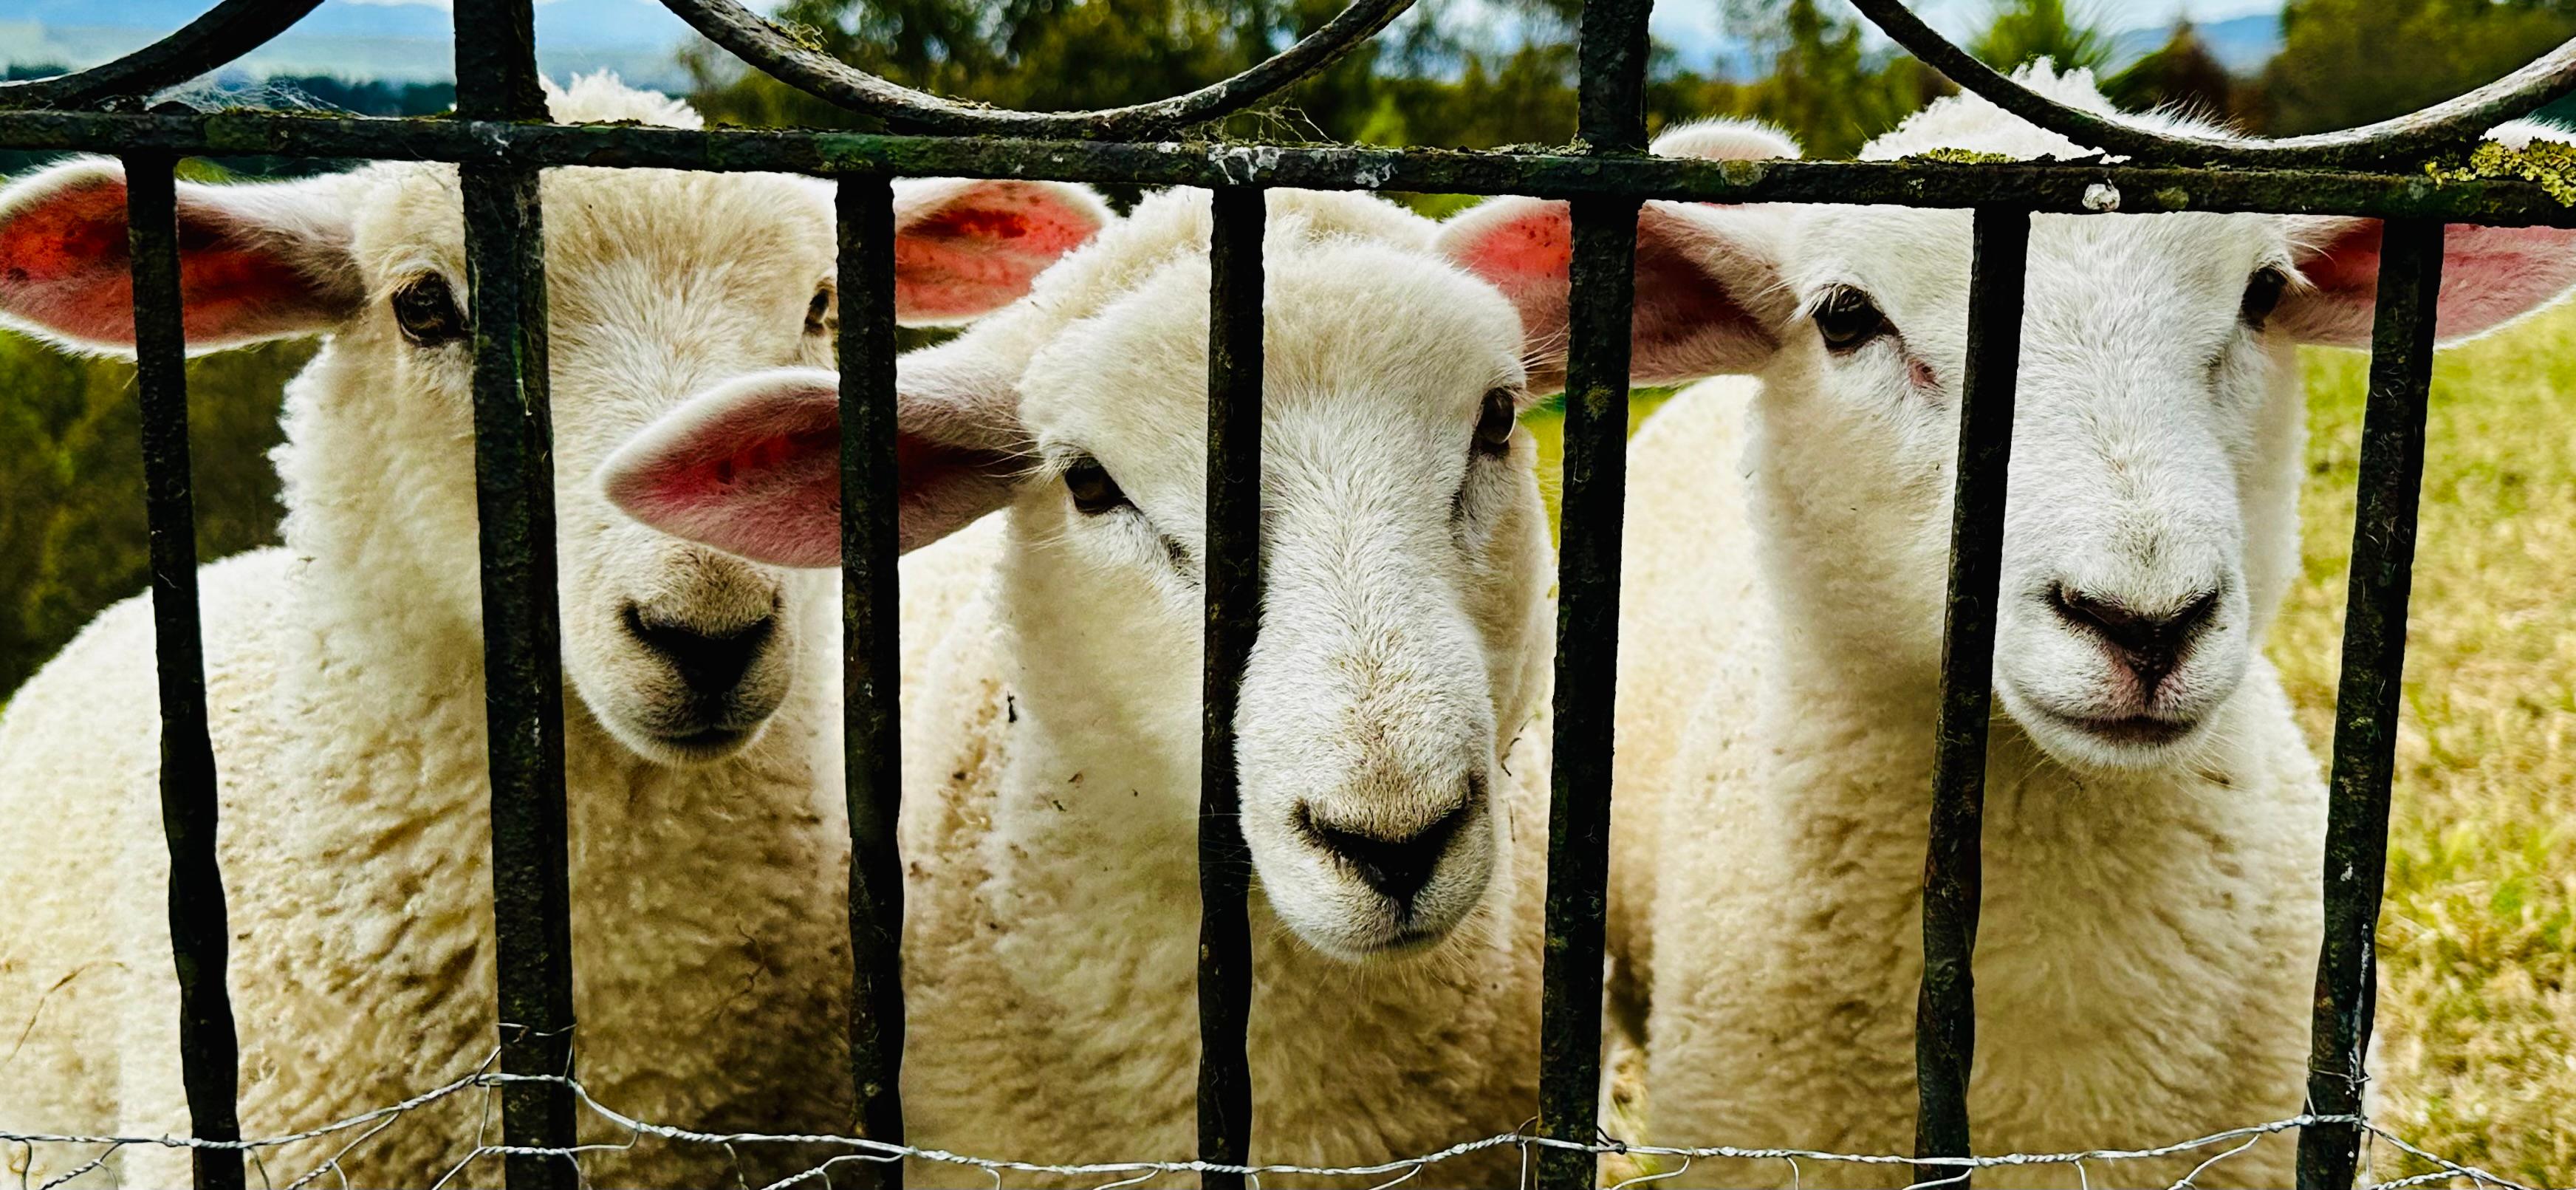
[607,392,846,569]
[894,188,1098,321]
[2292,219,2576,345]
[1445,198,1773,386]
[1456,202,1575,288]
[0,173,340,348]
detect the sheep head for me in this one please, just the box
[1443,72,2576,774]
[0,78,1107,770]
[600,188,1561,960]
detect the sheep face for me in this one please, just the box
[1015,244,1548,960]
[599,205,1552,960]
[1753,205,2306,770]
[0,151,1103,770]
[1446,102,2576,774]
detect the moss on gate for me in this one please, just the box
[2424,138,2576,206]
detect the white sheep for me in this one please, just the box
[0,76,1104,1188]
[1442,67,2576,1187]
[599,186,1563,1185]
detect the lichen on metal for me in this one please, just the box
[2425,139,2576,205]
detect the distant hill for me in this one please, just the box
[0,0,701,89]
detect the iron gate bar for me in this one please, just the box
[0,0,325,112]
[18,112,2576,225]
[1,0,2569,1181]
[837,174,908,1190]
[455,2,578,1186]
[1536,0,1651,1183]
[2296,218,2447,1190]
[1198,184,1264,1190]
[1913,206,2032,1181]
[1849,0,2576,170]
[124,151,247,1190]
[656,0,1417,139]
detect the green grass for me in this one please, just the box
[1530,307,2576,1184]
[2281,304,2576,1186]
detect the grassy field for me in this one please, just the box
[1528,306,2576,1185]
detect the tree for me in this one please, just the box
[1973,0,2113,75]
[2264,0,2576,136]
[1660,0,1942,160]
[2104,20,2246,126]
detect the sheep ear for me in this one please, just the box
[597,362,1030,567]
[2279,124,2576,347]
[2279,216,2576,347]
[891,179,1108,325]
[0,158,361,355]
[1437,196,1789,390]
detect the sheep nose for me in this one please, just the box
[1295,791,1476,909]
[622,603,776,697]
[2047,583,2222,696]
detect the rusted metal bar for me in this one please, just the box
[1914,206,2032,1181]
[1197,183,1264,1190]
[837,174,908,1190]
[454,3,576,1187]
[2296,219,2446,1190]
[1535,0,1652,1183]
[1849,1,2576,169]
[9,113,2576,225]
[0,0,326,111]
[656,0,1414,138]
[124,151,246,1190]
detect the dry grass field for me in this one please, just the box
[1527,301,2576,1186]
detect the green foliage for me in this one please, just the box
[0,332,304,697]
[1971,0,2113,75]
[2264,0,2576,137]
[685,0,1946,159]
[1662,0,1943,160]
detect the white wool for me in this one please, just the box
[1589,65,2576,1186]
[887,188,1556,1184]
[1,81,869,1188]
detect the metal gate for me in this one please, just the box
[4,0,2571,1186]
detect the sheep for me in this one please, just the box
[1439,66,2576,1188]
[0,75,1105,1189]
[597,186,1565,1186]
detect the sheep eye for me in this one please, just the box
[1063,456,1128,516]
[806,285,835,335]
[1812,287,1888,353]
[2241,267,2289,327]
[1472,388,1518,459]
[391,274,466,348]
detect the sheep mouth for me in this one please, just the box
[631,722,764,764]
[2035,706,2199,748]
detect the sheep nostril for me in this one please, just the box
[2045,582,2223,696]
[1294,795,1476,909]
[621,603,777,698]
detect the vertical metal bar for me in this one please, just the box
[2297,219,2445,1190]
[837,174,906,1190]
[1197,183,1264,1190]
[455,3,575,1186]
[1913,206,2032,1182]
[125,152,245,1190]
[1536,0,1649,1185]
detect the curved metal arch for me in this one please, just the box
[0,0,328,112]
[660,0,1417,137]
[1849,0,2576,168]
